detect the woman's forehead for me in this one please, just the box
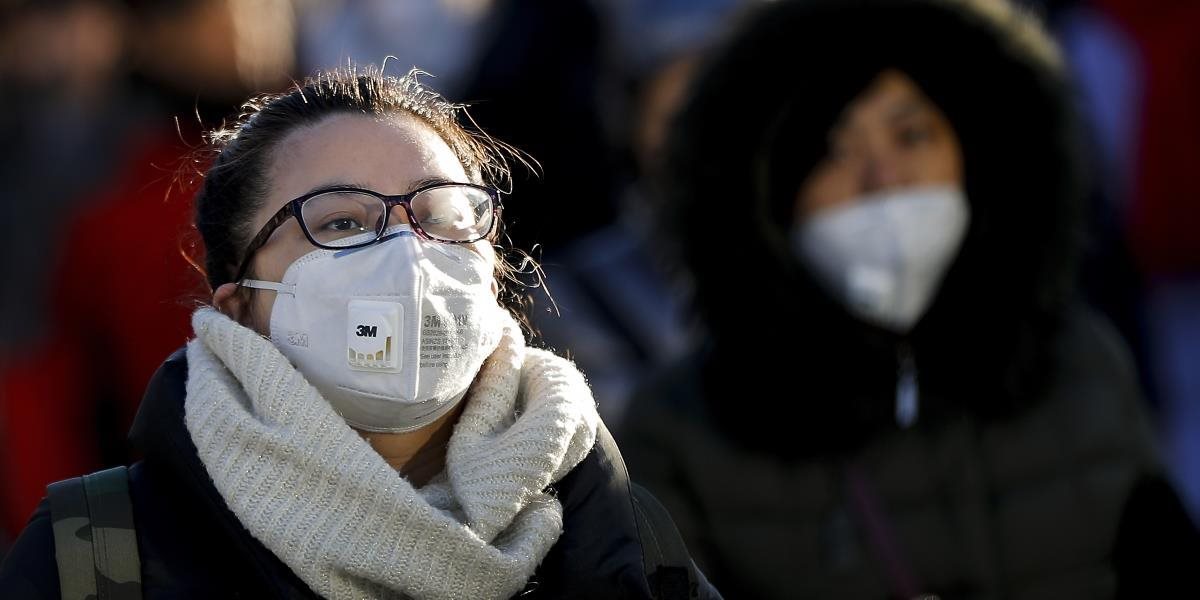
[263,113,461,197]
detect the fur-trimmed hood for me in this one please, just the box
[660,0,1088,455]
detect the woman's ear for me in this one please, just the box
[212,283,245,321]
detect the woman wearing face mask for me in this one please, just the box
[617,0,1199,598]
[0,68,719,600]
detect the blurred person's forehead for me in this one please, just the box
[831,71,937,130]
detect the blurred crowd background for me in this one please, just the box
[0,0,1197,567]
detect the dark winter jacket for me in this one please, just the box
[0,349,718,599]
[618,0,1200,598]
[620,306,1199,598]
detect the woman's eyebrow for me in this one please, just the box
[404,176,455,194]
[301,176,456,197]
[302,180,373,195]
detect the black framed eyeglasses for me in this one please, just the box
[233,181,499,283]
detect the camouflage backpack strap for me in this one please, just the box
[631,483,698,600]
[47,466,142,600]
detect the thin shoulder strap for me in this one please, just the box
[47,466,143,600]
[631,482,697,600]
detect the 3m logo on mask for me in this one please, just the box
[346,300,403,371]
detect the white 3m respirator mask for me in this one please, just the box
[241,225,504,432]
[791,184,970,333]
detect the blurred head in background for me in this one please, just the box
[0,0,297,350]
[661,0,1085,453]
[124,0,295,105]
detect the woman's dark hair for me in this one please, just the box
[194,65,526,309]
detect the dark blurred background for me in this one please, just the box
[0,0,1196,562]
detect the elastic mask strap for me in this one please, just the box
[239,278,296,296]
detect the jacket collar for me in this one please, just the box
[128,348,316,598]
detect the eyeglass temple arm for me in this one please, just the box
[232,202,298,283]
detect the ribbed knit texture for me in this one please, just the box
[184,307,599,599]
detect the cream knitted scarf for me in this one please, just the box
[183,307,599,599]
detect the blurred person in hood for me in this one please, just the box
[617,0,1200,598]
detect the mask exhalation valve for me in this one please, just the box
[347,300,403,371]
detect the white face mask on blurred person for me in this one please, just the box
[790,184,970,333]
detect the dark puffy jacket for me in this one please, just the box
[1,349,719,599]
[621,307,1200,598]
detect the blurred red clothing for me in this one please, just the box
[1101,0,1200,275]
[1,127,203,534]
